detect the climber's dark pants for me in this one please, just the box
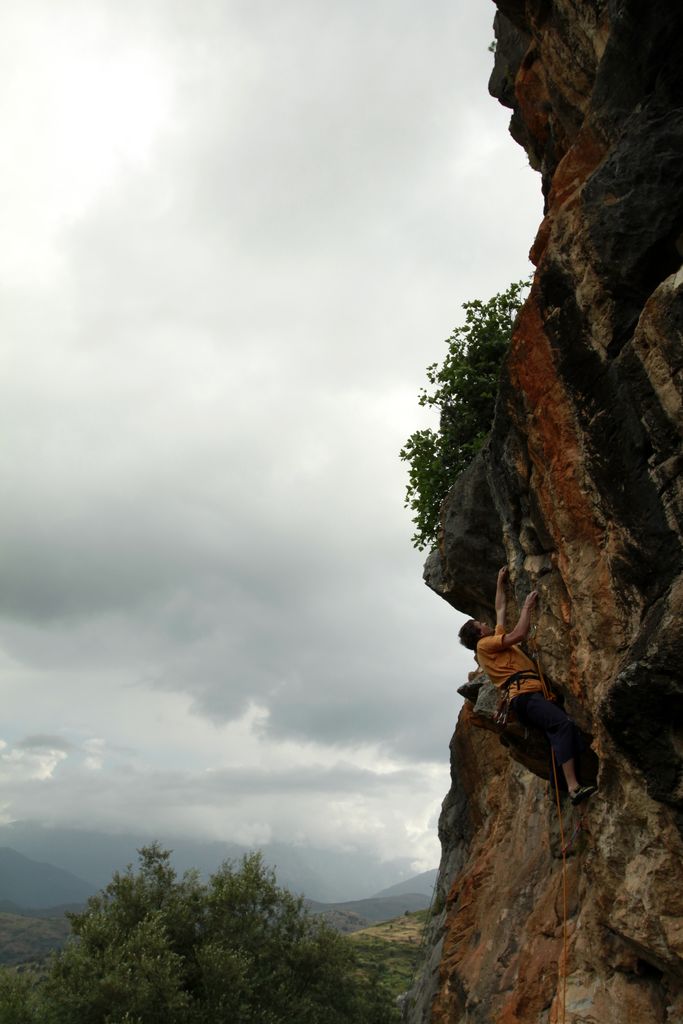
[512,692,584,767]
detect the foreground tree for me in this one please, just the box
[0,845,399,1024]
[400,279,528,550]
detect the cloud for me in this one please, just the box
[0,0,540,875]
[15,735,75,753]
[0,725,448,870]
[0,743,68,783]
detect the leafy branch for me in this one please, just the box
[400,279,529,551]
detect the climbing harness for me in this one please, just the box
[494,669,543,726]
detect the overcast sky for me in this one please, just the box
[0,0,540,877]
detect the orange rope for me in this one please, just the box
[529,631,568,1024]
[550,748,568,1024]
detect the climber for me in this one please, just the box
[458,566,596,806]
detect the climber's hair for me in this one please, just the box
[458,619,481,651]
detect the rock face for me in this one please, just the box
[407,2,683,1022]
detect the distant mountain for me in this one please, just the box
[0,848,95,909]
[0,822,417,902]
[306,891,430,932]
[373,868,438,900]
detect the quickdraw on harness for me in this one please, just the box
[493,668,541,727]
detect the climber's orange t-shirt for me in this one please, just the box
[476,625,543,696]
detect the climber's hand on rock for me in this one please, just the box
[525,590,539,609]
[497,566,509,584]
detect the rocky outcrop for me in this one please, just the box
[407,2,683,1022]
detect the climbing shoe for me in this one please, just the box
[570,784,597,806]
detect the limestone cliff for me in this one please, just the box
[409,2,683,1022]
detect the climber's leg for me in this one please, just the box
[513,693,588,797]
[561,757,579,792]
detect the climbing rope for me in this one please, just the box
[527,627,568,1024]
[549,743,569,1024]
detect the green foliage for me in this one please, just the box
[400,280,528,550]
[0,970,39,1024]
[0,845,399,1024]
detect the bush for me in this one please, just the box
[0,845,399,1024]
[400,280,528,550]
[0,970,38,1024]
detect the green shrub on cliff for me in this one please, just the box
[0,845,399,1024]
[400,279,528,550]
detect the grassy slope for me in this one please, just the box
[350,909,428,1000]
[0,913,70,967]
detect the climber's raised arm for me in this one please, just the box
[495,566,508,626]
[499,590,538,649]
[458,573,538,653]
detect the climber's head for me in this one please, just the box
[458,619,493,650]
